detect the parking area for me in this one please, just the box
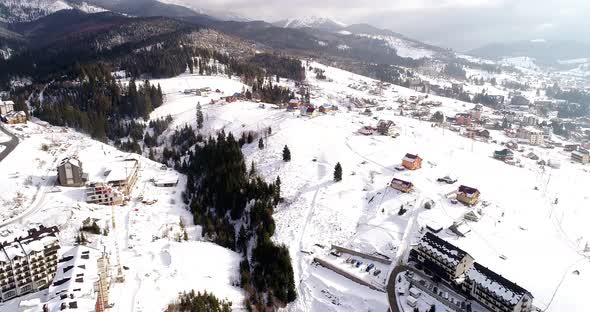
[317,248,391,290]
[395,269,490,312]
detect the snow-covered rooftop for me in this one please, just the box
[105,159,138,183]
[45,246,101,312]
[466,262,531,306]
[417,232,470,267]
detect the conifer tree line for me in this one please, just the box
[167,290,232,312]
[180,131,296,310]
[31,63,163,142]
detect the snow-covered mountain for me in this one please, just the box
[273,16,346,32]
[0,0,106,23]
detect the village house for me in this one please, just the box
[153,173,179,187]
[319,103,337,113]
[358,126,376,136]
[457,185,480,206]
[390,178,414,193]
[494,149,514,161]
[57,157,87,187]
[464,128,490,140]
[287,99,301,110]
[376,120,396,136]
[402,153,423,170]
[564,144,580,152]
[571,149,590,165]
[3,110,27,124]
[455,113,472,126]
[510,95,530,107]
[526,152,540,161]
[0,100,14,116]
[410,233,534,312]
[0,226,60,302]
[470,104,483,121]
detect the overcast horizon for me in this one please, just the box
[159,0,590,51]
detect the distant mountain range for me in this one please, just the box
[468,40,590,64]
[272,16,346,32]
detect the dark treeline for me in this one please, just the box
[181,131,296,310]
[33,63,163,141]
[167,290,232,312]
[546,84,590,118]
[248,53,306,81]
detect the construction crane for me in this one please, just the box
[111,203,125,283]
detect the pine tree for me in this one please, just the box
[258,138,264,149]
[274,176,281,204]
[196,102,204,129]
[334,162,342,182]
[282,145,291,162]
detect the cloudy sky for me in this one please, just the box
[161,0,590,51]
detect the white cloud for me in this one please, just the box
[155,0,590,49]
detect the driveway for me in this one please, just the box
[0,124,19,162]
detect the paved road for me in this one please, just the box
[387,265,410,312]
[0,124,19,161]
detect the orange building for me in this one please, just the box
[402,153,422,170]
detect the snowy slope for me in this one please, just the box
[358,33,436,60]
[0,121,244,310]
[0,0,106,23]
[137,63,590,312]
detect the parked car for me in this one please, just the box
[365,263,375,272]
[437,176,457,184]
[355,261,363,268]
[373,269,381,276]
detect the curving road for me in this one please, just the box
[0,124,19,162]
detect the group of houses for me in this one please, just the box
[410,232,534,312]
[0,226,60,302]
[391,154,480,206]
[358,120,398,136]
[286,99,338,117]
[0,100,26,125]
[56,154,140,205]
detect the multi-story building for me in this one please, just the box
[57,157,87,187]
[0,225,60,302]
[462,263,534,312]
[86,182,124,206]
[39,246,112,312]
[572,149,590,165]
[104,155,140,196]
[517,127,545,146]
[409,232,475,282]
[410,233,534,312]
